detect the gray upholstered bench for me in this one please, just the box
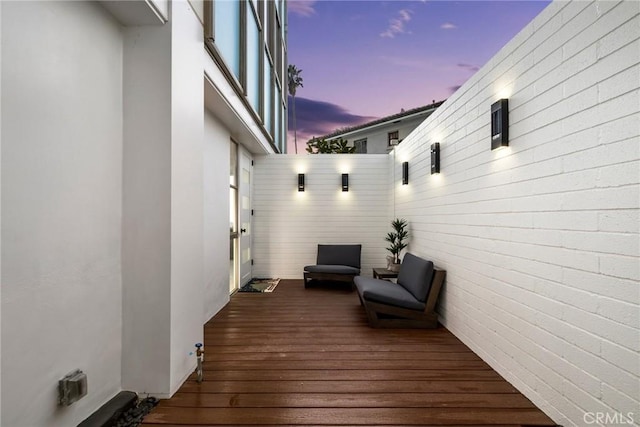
[355,253,445,328]
[303,244,362,290]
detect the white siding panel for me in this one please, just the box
[253,155,392,279]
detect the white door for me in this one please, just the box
[238,147,253,286]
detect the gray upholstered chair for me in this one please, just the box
[303,244,362,290]
[355,253,445,328]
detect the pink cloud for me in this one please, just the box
[380,9,413,38]
[288,0,317,17]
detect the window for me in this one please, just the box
[205,0,287,151]
[230,141,238,292]
[274,16,283,85]
[263,50,273,134]
[281,100,287,153]
[246,3,261,112]
[354,138,368,154]
[275,87,281,150]
[388,131,399,146]
[214,0,241,79]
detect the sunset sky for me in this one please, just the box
[286,0,551,152]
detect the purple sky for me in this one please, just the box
[286,0,551,153]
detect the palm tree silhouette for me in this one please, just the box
[287,64,304,154]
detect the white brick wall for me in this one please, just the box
[393,1,639,425]
[252,154,391,279]
[252,1,638,424]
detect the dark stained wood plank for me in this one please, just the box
[207,344,469,353]
[203,359,488,371]
[195,369,502,381]
[142,279,556,426]
[176,380,519,394]
[159,392,538,408]
[208,337,465,346]
[143,407,554,425]
[205,349,479,361]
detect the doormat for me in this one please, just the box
[238,278,280,293]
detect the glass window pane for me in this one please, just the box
[229,238,237,293]
[276,24,283,84]
[282,102,287,153]
[247,5,260,112]
[281,39,286,90]
[230,188,237,233]
[242,247,251,264]
[275,88,281,149]
[230,142,237,186]
[263,51,272,135]
[215,0,240,79]
[354,138,368,154]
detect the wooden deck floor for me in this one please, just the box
[143,279,556,426]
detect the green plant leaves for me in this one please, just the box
[386,218,409,262]
[306,137,356,154]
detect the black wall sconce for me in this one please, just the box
[402,162,409,185]
[431,142,440,174]
[298,173,305,192]
[491,99,509,150]
[341,173,349,191]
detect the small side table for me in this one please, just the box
[373,267,399,280]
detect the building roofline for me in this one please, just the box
[318,100,445,141]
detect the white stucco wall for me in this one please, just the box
[203,110,231,322]
[394,1,639,425]
[168,0,204,394]
[121,0,205,398]
[121,18,173,397]
[1,0,269,422]
[1,2,123,426]
[252,154,392,279]
[149,0,169,21]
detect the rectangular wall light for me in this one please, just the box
[298,173,305,192]
[430,142,440,174]
[491,98,509,150]
[402,162,409,185]
[341,173,349,191]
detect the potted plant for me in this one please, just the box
[385,218,409,272]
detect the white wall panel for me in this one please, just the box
[203,110,231,322]
[121,0,205,399]
[122,18,172,398]
[253,155,392,279]
[392,1,639,425]
[168,0,205,395]
[2,2,123,425]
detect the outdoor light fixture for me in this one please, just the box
[402,162,409,185]
[491,99,509,150]
[431,142,440,174]
[341,173,349,191]
[298,173,305,192]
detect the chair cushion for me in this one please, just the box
[355,276,425,311]
[316,244,362,269]
[396,253,434,302]
[304,265,360,275]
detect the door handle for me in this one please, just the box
[240,228,247,234]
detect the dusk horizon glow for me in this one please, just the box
[286,0,551,153]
